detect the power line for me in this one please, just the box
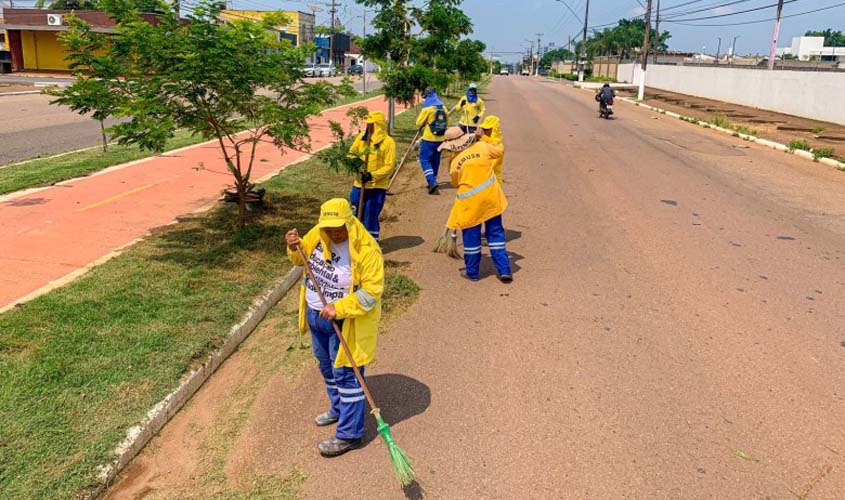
[665,0,845,25]
[666,0,798,22]
[659,0,756,19]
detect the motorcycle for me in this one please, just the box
[599,97,614,119]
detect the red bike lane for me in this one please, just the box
[0,96,402,311]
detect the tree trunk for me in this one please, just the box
[236,179,246,229]
[99,119,108,152]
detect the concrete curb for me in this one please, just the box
[0,90,43,97]
[618,97,845,172]
[87,265,304,500]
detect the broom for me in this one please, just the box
[386,126,423,194]
[297,245,414,487]
[357,139,371,221]
[432,227,461,259]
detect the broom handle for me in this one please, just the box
[386,126,423,192]
[296,245,382,418]
[358,139,370,221]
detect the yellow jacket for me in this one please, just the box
[350,111,396,190]
[416,105,447,143]
[451,97,485,127]
[446,141,507,230]
[480,116,504,184]
[288,217,384,368]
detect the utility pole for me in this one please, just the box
[653,0,660,63]
[536,33,543,76]
[579,0,590,82]
[767,0,785,70]
[329,0,338,67]
[638,0,652,100]
[715,37,722,65]
[362,9,367,94]
[731,35,740,65]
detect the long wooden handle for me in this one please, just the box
[358,139,371,221]
[296,245,380,416]
[386,126,423,192]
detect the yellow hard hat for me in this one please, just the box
[317,198,353,228]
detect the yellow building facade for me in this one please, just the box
[220,10,315,47]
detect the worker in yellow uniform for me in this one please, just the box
[451,83,485,133]
[285,198,384,457]
[441,129,512,283]
[479,115,504,184]
[349,111,395,241]
[416,87,448,194]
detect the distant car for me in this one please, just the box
[304,64,318,77]
[347,64,364,75]
[538,67,549,76]
[520,69,530,76]
[499,69,509,75]
[317,64,336,77]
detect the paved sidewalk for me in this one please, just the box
[0,96,400,311]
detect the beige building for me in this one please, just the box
[219,10,315,47]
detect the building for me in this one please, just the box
[776,36,845,61]
[219,10,315,48]
[315,32,350,67]
[0,8,166,72]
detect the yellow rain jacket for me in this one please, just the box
[416,105,447,143]
[451,96,486,127]
[288,206,384,368]
[446,140,507,230]
[479,115,505,184]
[350,111,396,190]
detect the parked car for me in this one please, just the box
[317,64,336,77]
[520,68,530,76]
[538,67,549,76]
[347,64,364,75]
[499,68,509,75]
[303,64,318,77]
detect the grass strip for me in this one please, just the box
[0,88,384,196]
[0,101,418,500]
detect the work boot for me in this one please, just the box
[318,437,362,457]
[428,183,439,194]
[497,274,513,284]
[460,271,479,282]
[314,411,339,427]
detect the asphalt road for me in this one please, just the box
[0,75,381,166]
[106,76,845,499]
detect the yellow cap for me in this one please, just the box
[317,198,353,228]
[480,115,499,130]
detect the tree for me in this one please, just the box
[34,0,166,11]
[805,29,845,47]
[540,47,574,68]
[576,19,670,60]
[52,0,353,226]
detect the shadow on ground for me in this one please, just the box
[380,235,425,254]
[363,374,430,447]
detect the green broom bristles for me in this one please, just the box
[376,416,415,487]
[432,227,451,253]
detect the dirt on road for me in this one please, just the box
[107,76,845,500]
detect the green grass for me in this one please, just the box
[811,126,825,134]
[787,139,811,152]
[0,90,383,196]
[711,114,732,129]
[812,147,836,161]
[0,102,421,499]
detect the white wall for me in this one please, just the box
[616,63,845,124]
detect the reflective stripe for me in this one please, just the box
[464,249,482,255]
[325,378,335,383]
[456,175,496,200]
[326,385,338,390]
[337,386,364,395]
[355,289,376,311]
[341,395,367,403]
[463,246,482,252]
[423,169,434,175]
[488,243,507,249]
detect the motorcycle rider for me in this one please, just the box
[597,83,615,113]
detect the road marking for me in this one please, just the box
[78,183,155,212]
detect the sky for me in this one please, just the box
[230,0,844,61]
[5,0,837,61]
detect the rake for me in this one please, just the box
[297,246,414,487]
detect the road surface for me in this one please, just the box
[0,76,381,165]
[108,76,845,499]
